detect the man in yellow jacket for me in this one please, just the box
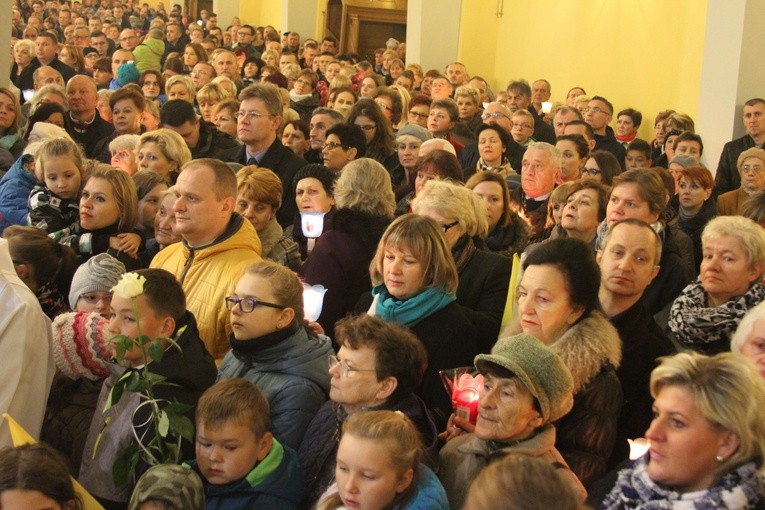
[151,158,262,361]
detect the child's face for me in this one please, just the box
[229,273,287,341]
[76,291,113,319]
[243,62,258,78]
[0,489,68,510]
[108,294,173,366]
[42,154,81,199]
[335,434,413,510]
[195,420,270,485]
[625,149,650,170]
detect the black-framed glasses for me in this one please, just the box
[321,141,350,151]
[442,220,459,233]
[581,167,601,177]
[225,296,286,313]
[328,355,376,378]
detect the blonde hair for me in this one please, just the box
[454,85,480,107]
[236,166,283,211]
[165,74,196,98]
[731,301,765,354]
[370,215,458,295]
[334,158,395,217]
[196,82,232,104]
[411,179,488,237]
[135,128,192,175]
[651,352,765,479]
[35,137,84,181]
[244,260,304,328]
[702,216,765,271]
[211,76,237,97]
[0,88,22,135]
[108,134,140,153]
[88,165,138,231]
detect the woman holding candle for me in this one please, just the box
[439,334,586,509]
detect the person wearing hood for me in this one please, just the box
[299,314,439,509]
[133,28,165,73]
[79,269,217,509]
[218,261,332,451]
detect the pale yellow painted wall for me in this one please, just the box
[457,1,708,140]
[239,1,282,30]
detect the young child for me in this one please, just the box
[68,253,126,318]
[28,137,85,241]
[190,378,305,509]
[625,138,653,170]
[317,410,448,510]
[79,268,217,508]
[510,109,536,147]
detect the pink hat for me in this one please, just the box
[51,312,113,380]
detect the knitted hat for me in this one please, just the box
[668,154,697,169]
[474,334,574,423]
[51,311,113,380]
[737,147,765,174]
[68,253,126,309]
[396,124,433,143]
[128,464,205,510]
[117,61,140,86]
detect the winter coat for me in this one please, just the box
[256,218,301,272]
[675,196,718,276]
[133,37,165,73]
[64,109,115,159]
[717,187,750,217]
[189,440,304,510]
[438,425,586,509]
[189,120,241,161]
[79,312,217,505]
[301,208,390,339]
[150,214,262,361]
[461,139,526,179]
[0,153,36,231]
[298,394,440,508]
[217,326,332,451]
[642,225,691,315]
[485,214,531,258]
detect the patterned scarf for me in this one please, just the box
[477,157,516,179]
[601,455,763,509]
[668,281,765,349]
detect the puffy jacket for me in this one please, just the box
[133,37,164,73]
[0,154,36,231]
[151,215,262,360]
[217,326,332,451]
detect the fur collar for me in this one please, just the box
[550,311,622,394]
[328,208,390,255]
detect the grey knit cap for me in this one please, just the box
[396,124,433,143]
[668,154,698,169]
[68,253,126,309]
[474,333,574,423]
[128,464,205,510]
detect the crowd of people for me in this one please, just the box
[2,0,765,509]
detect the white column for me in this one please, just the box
[214,0,240,30]
[406,0,462,70]
[282,0,320,40]
[0,0,11,88]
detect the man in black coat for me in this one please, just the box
[220,84,307,228]
[64,76,115,159]
[714,98,765,196]
[461,101,526,178]
[506,80,555,143]
[597,219,676,468]
[159,100,241,161]
[17,32,76,102]
[585,95,626,167]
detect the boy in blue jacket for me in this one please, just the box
[189,378,305,509]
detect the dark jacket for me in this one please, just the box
[642,225,691,315]
[298,393,439,508]
[608,300,676,469]
[17,56,76,100]
[79,312,217,506]
[510,186,550,240]
[289,94,320,122]
[594,132,626,169]
[461,139,526,179]
[217,326,333,451]
[301,208,390,339]
[222,138,307,228]
[64,110,115,159]
[189,440,304,510]
[675,196,718,275]
[191,120,241,160]
[528,104,556,144]
[714,134,758,196]
[485,214,531,257]
[454,239,511,351]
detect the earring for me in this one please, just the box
[716,455,724,462]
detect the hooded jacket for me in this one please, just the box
[0,153,35,231]
[217,326,333,451]
[133,37,165,73]
[151,214,262,360]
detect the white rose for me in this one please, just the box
[112,272,146,299]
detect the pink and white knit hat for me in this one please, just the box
[51,311,113,380]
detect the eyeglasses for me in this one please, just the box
[328,355,376,378]
[583,106,609,115]
[321,141,350,151]
[481,111,509,121]
[375,101,392,111]
[409,111,428,120]
[356,124,376,132]
[225,296,286,313]
[442,220,459,233]
[742,164,764,175]
[581,167,602,177]
[78,292,113,305]
[236,110,273,121]
[295,78,313,87]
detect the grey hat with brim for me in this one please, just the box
[396,123,432,143]
[474,333,574,423]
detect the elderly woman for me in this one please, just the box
[718,147,765,216]
[412,180,511,351]
[164,74,196,103]
[289,164,337,260]
[453,85,483,140]
[134,128,192,184]
[507,238,622,486]
[598,351,765,508]
[559,179,609,248]
[289,69,320,122]
[301,158,394,338]
[395,149,464,216]
[466,172,530,257]
[11,39,35,89]
[669,216,765,354]
[439,334,586,509]
[732,301,765,378]
[392,123,432,200]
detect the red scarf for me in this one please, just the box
[615,131,638,144]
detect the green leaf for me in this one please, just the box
[112,335,134,362]
[147,340,164,363]
[124,371,142,392]
[112,443,140,486]
[165,401,193,415]
[158,410,170,437]
[137,335,152,347]
[104,371,131,412]
[169,413,195,443]
[143,371,166,385]
[163,334,183,353]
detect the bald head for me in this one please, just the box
[66,75,98,116]
[419,138,457,158]
[33,66,64,89]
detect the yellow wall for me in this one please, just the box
[457,0,708,140]
[239,1,282,30]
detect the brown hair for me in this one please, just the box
[236,166,283,211]
[196,378,270,438]
[244,260,304,328]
